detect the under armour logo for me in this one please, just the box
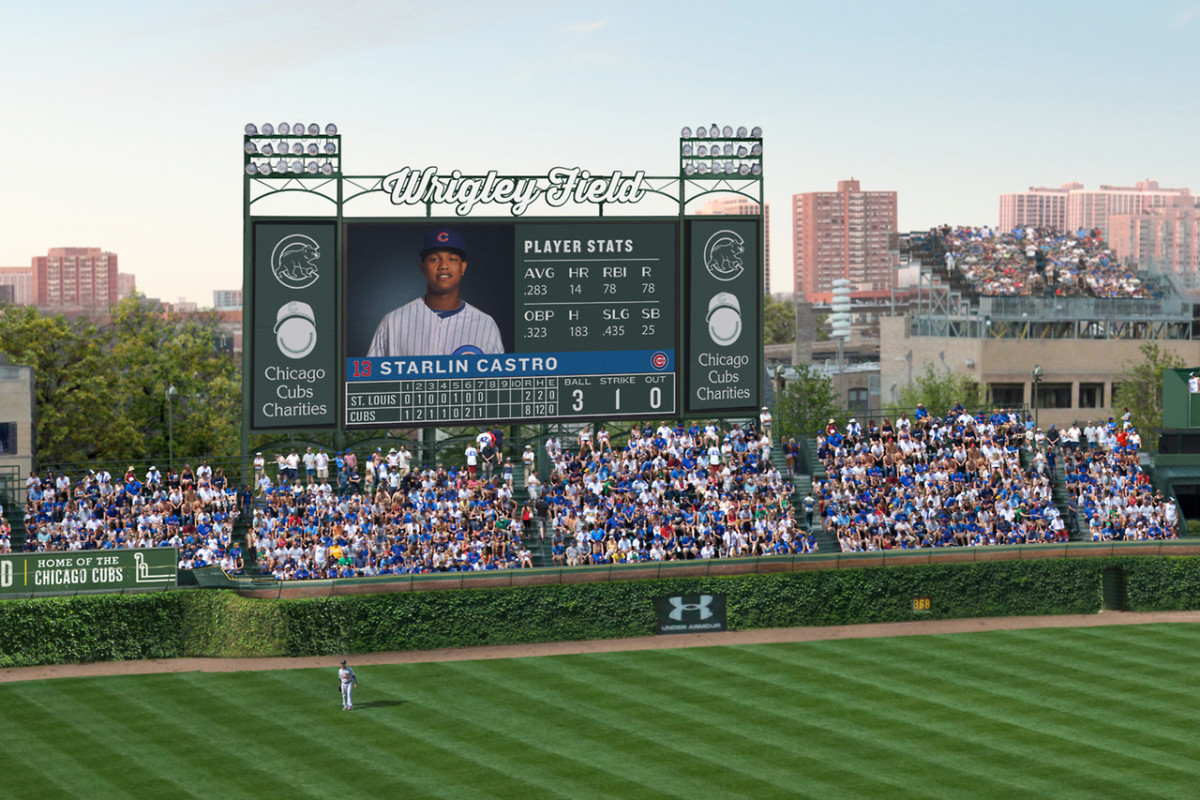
[668,594,714,622]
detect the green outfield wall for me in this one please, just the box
[4,556,1200,668]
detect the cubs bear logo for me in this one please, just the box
[702,229,745,282]
[271,234,322,290]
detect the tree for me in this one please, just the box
[0,305,140,464]
[107,295,241,463]
[1112,341,1185,451]
[814,312,830,343]
[777,364,844,438]
[0,297,241,467]
[763,295,796,345]
[892,362,981,418]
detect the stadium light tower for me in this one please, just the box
[830,279,853,403]
[678,124,763,179]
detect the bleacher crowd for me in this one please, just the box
[18,462,244,572]
[12,403,1180,577]
[251,415,804,580]
[810,405,1176,552]
[935,225,1153,298]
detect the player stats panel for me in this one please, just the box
[344,220,677,426]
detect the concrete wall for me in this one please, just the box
[880,315,1200,428]
[0,364,35,482]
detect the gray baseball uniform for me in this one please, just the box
[366,297,503,357]
[338,664,357,710]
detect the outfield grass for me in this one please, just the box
[4,624,1200,799]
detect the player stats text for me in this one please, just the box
[515,222,677,354]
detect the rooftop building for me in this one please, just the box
[793,179,898,303]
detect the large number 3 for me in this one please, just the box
[572,389,583,412]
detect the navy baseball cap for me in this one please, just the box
[421,228,468,259]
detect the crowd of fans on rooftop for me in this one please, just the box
[934,225,1153,298]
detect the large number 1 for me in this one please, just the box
[572,389,583,411]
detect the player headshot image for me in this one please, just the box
[366,227,504,357]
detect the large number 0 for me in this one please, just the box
[650,387,661,409]
[572,389,583,412]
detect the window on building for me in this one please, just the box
[0,422,16,454]
[848,388,869,418]
[989,383,1025,406]
[1035,383,1071,409]
[1079,383,1104,408]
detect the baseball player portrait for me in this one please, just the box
[338,659,357,710]
[366,227,504,357]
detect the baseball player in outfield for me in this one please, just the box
[338,659,357,711]
[366,228,504,357]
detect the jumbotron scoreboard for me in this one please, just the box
[341,220,680,427]
[244,127,764,433]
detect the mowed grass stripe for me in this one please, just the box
[41,677,227,799]
[669,645,1042,799]
[0,684,188,800]
[792,637,1197,795]
[523,652,821,798]
[287,661,612,800]
[356,661,631,800]
[112,671,392,800]
[954,629,1200,780]
[433,658,711,800]
[958,629,1200,725]
[87,669,425,800]
[235,669,482,799]
[795,633,1200,795]
[925,629,1200,759]
[5,626,1200,799]
[662,645,1023,799]
[7,679,212,799]
[729,641,1146,798]
[935,628,1200,794]
[532,650,898,799]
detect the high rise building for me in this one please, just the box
[793,179,897,303]
[0,267,33,305]
[1108,206,1200,279]
[31,247,118,315]
[998,182,1080,231]
[695,197,772,293]
[117,273,137,300]
[213,289,243,310]
[999,180,1193,241]
[1067,181,1192,241]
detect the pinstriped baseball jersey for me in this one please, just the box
[366,298,504,357]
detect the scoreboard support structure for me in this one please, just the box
[241,123,766,460]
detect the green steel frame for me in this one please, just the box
[240,127,766,473]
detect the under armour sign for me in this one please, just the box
[654,593,728,634]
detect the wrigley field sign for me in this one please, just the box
[0,549,177,596]
[381,167,649,216]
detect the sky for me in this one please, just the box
[1,0,1198,304]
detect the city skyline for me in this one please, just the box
[2,1,1198,304]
